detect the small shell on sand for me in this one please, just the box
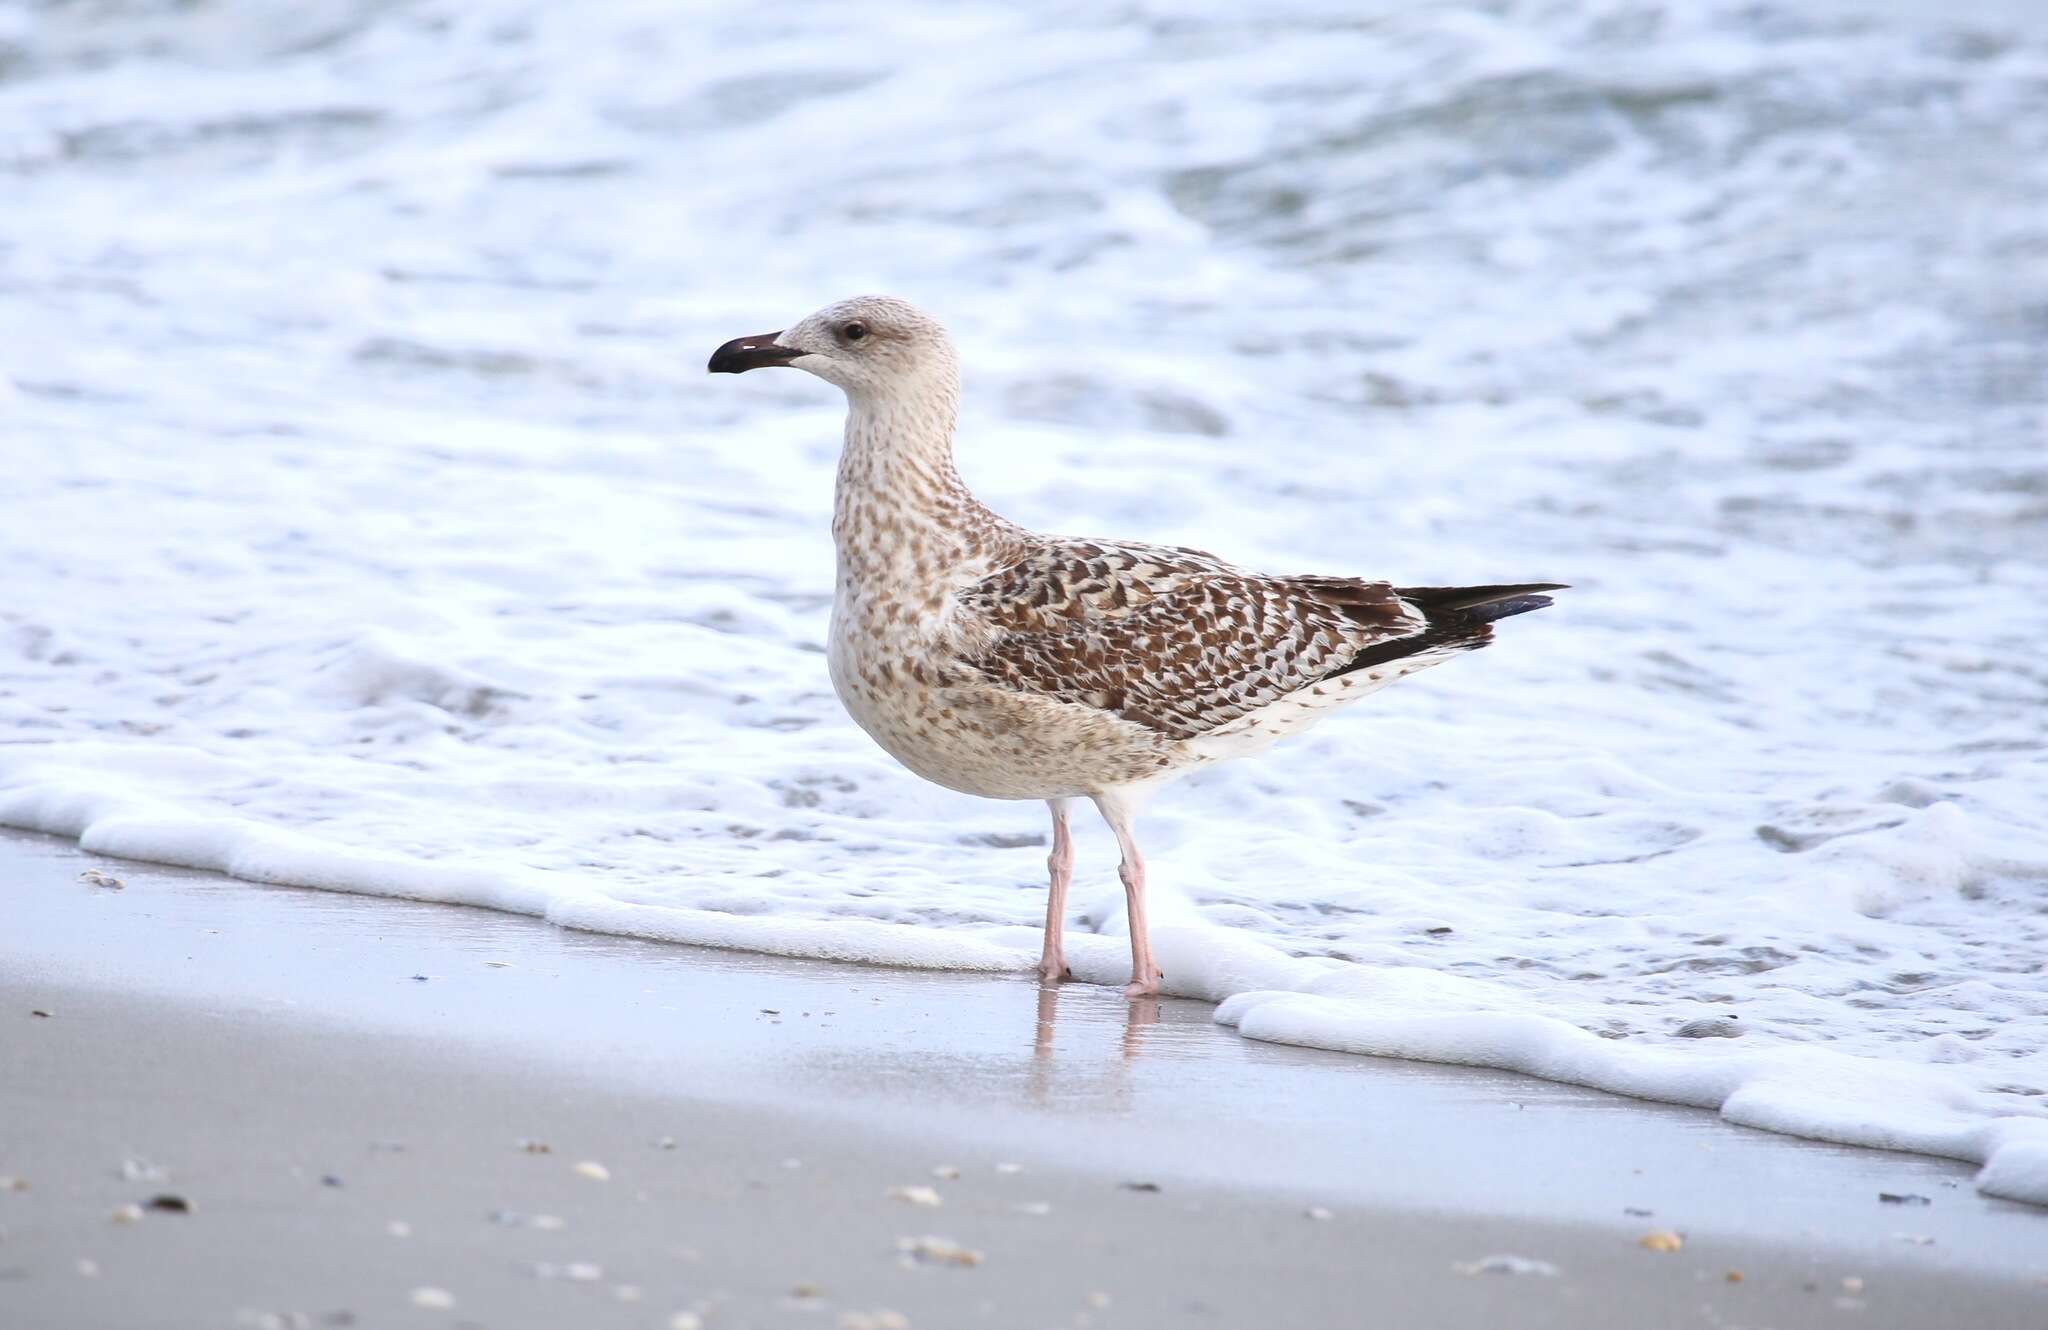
[78,869,125,889]
[931,1165,960,1180]
[1454,1254,1560,1277]
[110,1203,144,1224]
[409,1287,455,1309]
[886,1185,941,1208]
[669,1315,704,1330]
[574,1161,611,1181]
[1638,1230,1683,1253]
[896,1235,983,1267]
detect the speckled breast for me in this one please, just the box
[826,600,1170,801]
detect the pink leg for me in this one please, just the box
[1092,794,1161,998]
[1036,799,1074,984]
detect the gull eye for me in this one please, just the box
[842,320,868,343]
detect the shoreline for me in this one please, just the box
[4,829,2045,1326]
[7,792,2047,1206]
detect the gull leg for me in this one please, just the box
[1036,798,1074,983]
[1092,793,1161,998]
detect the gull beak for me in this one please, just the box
[707,332,806,374]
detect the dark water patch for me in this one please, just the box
[958,832,1045,849]
[54,107,385,168]
[10,0,414,73]
[605,68,885,135]
[1005,373,1230,437]
[13,379,144,404]
[1716,494,1919,553]
[1165,68,1743,255]
[1580,389,1705,428]
[350,337,613,390]
[1752,436,1854,472]
[1656,947,1801,976]
[380,267,596,292]
[493,159,636,180]
[355,337,540,377]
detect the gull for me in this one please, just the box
[710,296,1562,997]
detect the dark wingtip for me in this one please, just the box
[1465,594,1554,624]
[1394,582,1569,613]
[1330,582,1563,679]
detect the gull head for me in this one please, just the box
[707,295,956,399]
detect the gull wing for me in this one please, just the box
[955,540,1432,740]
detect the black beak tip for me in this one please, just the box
[708,332,801,375]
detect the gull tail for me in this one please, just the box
[1332,582,1566,677]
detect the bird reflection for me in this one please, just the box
[1123,993,1159,1058]
[1029,980,1161,1105]
[1033,980,1060,1062]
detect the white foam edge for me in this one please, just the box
[1215,989,2048,1206]
[6,774,2045,1205]
[0,780,1029,972]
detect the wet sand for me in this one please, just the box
[2,829,2043,1329]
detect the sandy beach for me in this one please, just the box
[3,828,2042,1329]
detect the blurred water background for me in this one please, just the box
[3,0,2046,1182]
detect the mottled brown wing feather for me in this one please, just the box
[956,541,1423,739]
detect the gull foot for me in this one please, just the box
[1036,959,1071,984]
[1121,974,1161,999]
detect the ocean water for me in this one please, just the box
[3,1,2047,1199]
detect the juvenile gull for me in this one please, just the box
[710,296,1563,997]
